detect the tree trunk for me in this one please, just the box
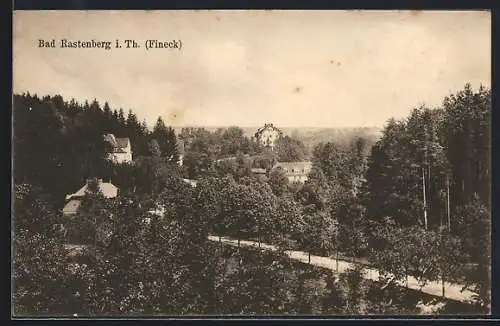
[309,251,311,264]
[422,167,428,230]
[238,255,241,276]
[442,275,445,298]
[447,175,451,232]
[428,164,431,219]
[282,231,285,250]
[336,250,339,272]
[440,225,446,299]
[94,217,97,252]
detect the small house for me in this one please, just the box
[104,133,133,164]
[62,178,119,217]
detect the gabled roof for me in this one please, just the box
[273,161,312,171]
[65,181,118,201]
[104,134,131,153]
[63,199,81,215]
[64,244,89,257]
[115,138,130,149]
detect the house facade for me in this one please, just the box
[272,161,312,183]
[254,123,283,150]
[104,133,133,164]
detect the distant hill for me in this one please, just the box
[277,126,382,150]
[172,125,383,152]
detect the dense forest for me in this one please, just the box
[13,93,312,206]
[12,84,491,316]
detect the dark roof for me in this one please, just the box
[255,123,283,137]
[115,138,130,148]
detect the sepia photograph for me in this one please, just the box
[12,10,491,317]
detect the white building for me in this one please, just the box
[254,123,283,150]
[272,161,312,183]
[104,133,133,164]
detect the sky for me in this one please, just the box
[13,10,491,128]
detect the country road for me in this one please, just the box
[207,235,478,303]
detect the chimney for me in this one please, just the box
[86,177,102,187]
[86,178,97,185]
